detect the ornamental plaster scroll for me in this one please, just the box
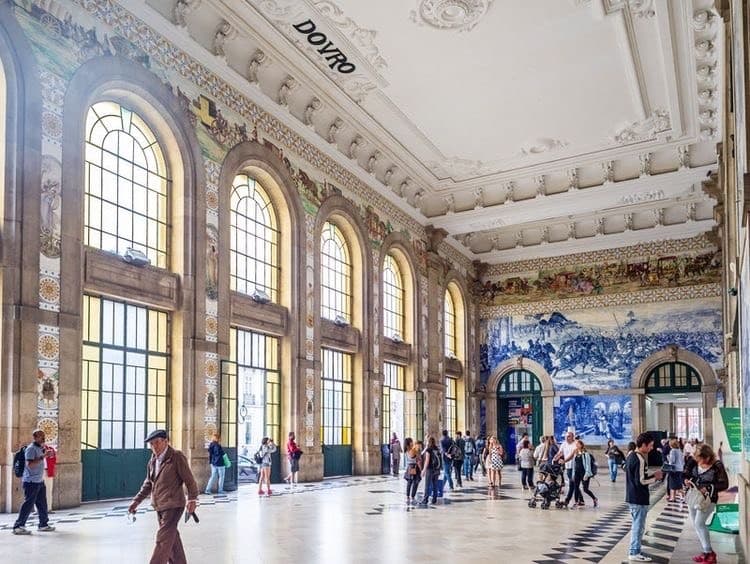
[519,137,570,157]
[479,283,721,319]
[70,0,473,274]
[611,109,671,144]
[484,234,715,278]
[410,0,496,32]
[692,8,722,141]
[427,156,493,180]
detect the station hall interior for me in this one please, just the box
[1,0,750,562]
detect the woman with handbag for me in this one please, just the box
[284,431,302,488]
[684,444,729,564]
[257,437,277,497]
[205,433,227,495]
[404,438,421,504]
[666,438,684,502]
[605,439,625,483]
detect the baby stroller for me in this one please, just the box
[528,462,565,510]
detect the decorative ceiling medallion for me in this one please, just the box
[410,0,495,32]
[427,157,491,179]
[520,137,570,156]
[612,109,670,144]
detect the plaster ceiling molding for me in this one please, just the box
[213,20,238,59]
[611,109,671,144]
[246,49,269,84]
[303,97,322,126]
[473,187,484,209]
[618,189,665,205]
[312,0,388,72]
[277,76,298,107]
[326,117,344,143]
[339,75,378,103]
[692,9,722,142]
[427,157,491,181]
[409,0,495,32]
[628,0,656,19]
[174,0,201,28]
[519,137,570,157]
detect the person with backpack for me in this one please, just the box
[284,431,302,488]
[605,439,625,482]
[578,439,599,507]
[257,437,277,497]
[12,430,56,535]
[452,431,465,487]
[463,430,476,481]
[420,437,441,505]
[684,444,729,563]
[439,430,455,491]
[204,433,227,495]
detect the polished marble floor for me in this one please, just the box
[2,470,744,563]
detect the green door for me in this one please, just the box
[321,348,353,477]
[323,445,353,477]
[220,360,238,491]
[82,448,151,501]
[496,369,544,464]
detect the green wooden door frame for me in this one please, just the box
[220,360,239,491]
[323,444,353,477]
[82,449,151,501]
[496,369,544,464]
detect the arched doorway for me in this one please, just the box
[496,369,542,464]
[632,347,719,444]
[644,361,704,440]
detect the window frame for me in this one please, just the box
[320,221,352,322]
[382,254,405,340]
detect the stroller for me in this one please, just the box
[528,462,565,510]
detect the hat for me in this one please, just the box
[144,429,168,443]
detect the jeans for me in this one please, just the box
[689,503,716,553]
[205,465,226,494]
[452,460,463,486]
[421,470,439,503]
[581,477,597,502]
[520,467,534,489]
[442,460,454,489]
[406,475,421,499]
[463,455,474,479]
[13,481,48,529]
[608,458,618,481]
[628,503,649,555]
[565,468,583,503]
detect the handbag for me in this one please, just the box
[222,453,231,468]
[686,485,711,511]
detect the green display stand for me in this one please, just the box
[708,503,740,534]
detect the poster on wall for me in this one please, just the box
[713,407,742,482]
[741,242,750,461]
[553,395,633,446]
[481,299,722,391]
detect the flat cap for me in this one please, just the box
[144,429,168,443]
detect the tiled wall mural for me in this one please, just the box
[480,298,723,391]
[554,394,633,446]
[11,0,468,450]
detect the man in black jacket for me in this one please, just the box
[624,433,663,562]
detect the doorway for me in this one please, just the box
[644,362,703,440]
[496,369,542,464]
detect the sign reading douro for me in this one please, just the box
[292,19,356,74]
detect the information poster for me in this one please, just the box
[741,243,750,461]
[714,407,742,482]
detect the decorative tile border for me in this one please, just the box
[479,283,721,318]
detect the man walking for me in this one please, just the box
[556,431,583,505]
[129,429,199,564]
[625,432,663,562]
[463,430,476,481]
[12,430,56,535]
[453,431,465,487]
[440,430,455,490]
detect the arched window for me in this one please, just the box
[444,289,456,358]
[230,173,279,301]
[382,254,404,340]
[497,369,542,395]
[84,101,169,268]
[320,221,351,322]
[645,362,702,393]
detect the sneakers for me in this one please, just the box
[38,526,55,532]
[258,489,265,496]
[692,552,717,563]
[593,498,599,508]
[12,527,31,535]
[266,489,272,497]
[629,554,653,562]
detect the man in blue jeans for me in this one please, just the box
[440,430,455,490]
[463,430,476,481]
[13,429,56,535]
[624,432,663,561]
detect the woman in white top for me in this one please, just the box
[518,440,535,490]
[666,437,685,501]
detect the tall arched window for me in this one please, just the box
[84,102,169,268]
[320,221,352,322]
[382,254,404,340]
[230,173,279,301]
[444,289,456,358]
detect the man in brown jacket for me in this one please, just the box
[128,429,199,564]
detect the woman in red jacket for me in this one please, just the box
[284,432,302,488]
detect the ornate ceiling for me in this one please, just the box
[141,0,722,264]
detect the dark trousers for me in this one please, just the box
[13,481,48,529]
[150,507,186,564]
[406,475,421,499]
[421,470,439,503]
[565,472,586,505]
[581,477,597,502]
[452,459,463,486]
[520,467,535,488]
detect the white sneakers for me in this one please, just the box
[629,554,653,562]
[12,525,55,535]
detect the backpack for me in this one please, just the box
[254,449,263,464]
[13,446,26,478]
[429,448,441,472]
[587,453,598,476]
[448,442,462,461]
